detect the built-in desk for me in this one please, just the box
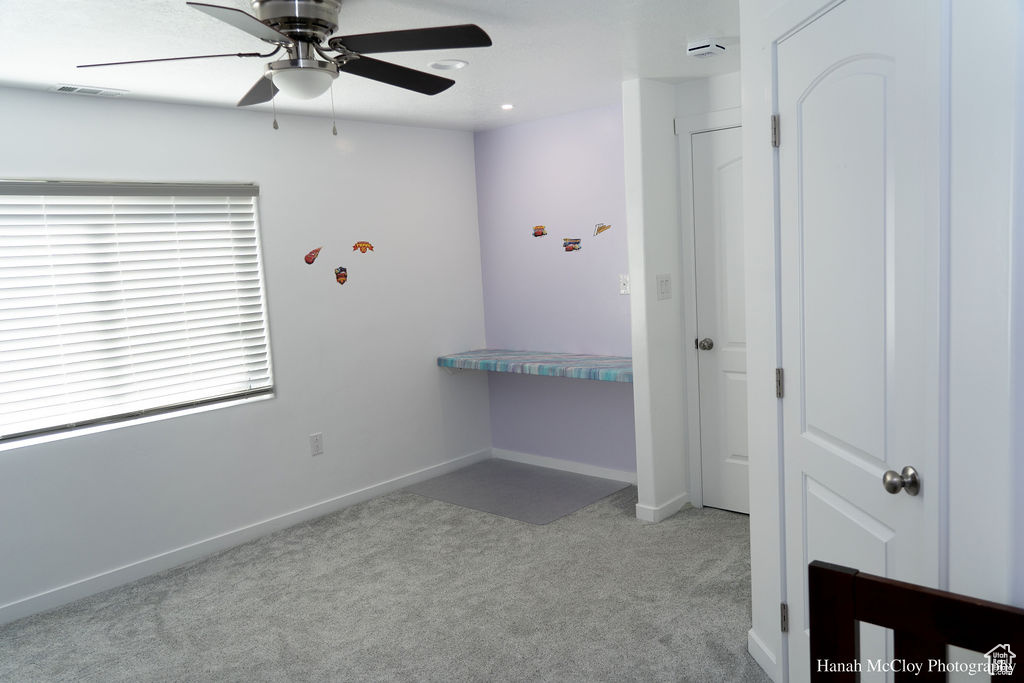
[437,349,633,383]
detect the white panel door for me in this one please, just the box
[692,126,749,514]
[777,0,943,679]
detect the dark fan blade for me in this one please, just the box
[187,2,293,46]
[339,56,455,95]
[78,51,270,68]
[328,24,491,54]
[237,75,278,107]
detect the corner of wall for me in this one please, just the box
[0,89,494,620]
[738,0,785,675]
[947,0,1017,605]
[748,628,782,682]
[621,79,689,517]
[1008,0,1024,609]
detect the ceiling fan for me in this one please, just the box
[79,0,492,104]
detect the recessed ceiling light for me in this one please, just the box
[430,59,468,70]
[501,104,515,110]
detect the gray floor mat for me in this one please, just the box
[405,458,630,525]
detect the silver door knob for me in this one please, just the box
[882,466,920,496]
[698,338,714,350]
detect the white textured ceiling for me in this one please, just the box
[0,0,739,130]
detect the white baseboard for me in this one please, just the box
[748,628,781,682]
[0,448,491,626]
[634,490,690,522]
[490,448,637,484]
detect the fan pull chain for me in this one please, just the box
[330,85,338,136]
[272,97,279,130]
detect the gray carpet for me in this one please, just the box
[404,459,630,525]
[0,486,768,683]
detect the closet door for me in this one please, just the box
[691,125,749,514]
[776,0,945,678]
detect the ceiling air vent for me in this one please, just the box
[50,84,128,97]
[686,39,726,59]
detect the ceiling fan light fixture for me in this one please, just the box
[429,59,468,71]
[268,60,338,99]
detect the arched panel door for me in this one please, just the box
[776,0,945,679]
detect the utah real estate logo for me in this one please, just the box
[985,644,1016,677]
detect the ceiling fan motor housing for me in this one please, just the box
[252,0,342,42]
[79,0,490,105]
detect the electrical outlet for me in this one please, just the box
[619,274,631,295]
[309,432,324,457]
[656,273,672,300]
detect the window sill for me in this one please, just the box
[0,392,275,453]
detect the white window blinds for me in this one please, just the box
[0,181,273,441]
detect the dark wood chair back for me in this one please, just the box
[809,560,1024,681]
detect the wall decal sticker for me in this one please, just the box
[563,238,582,252]
[532,225,548,237]
[593,223,612,236]
[304,247,322,264]
[352,241,374,253]
[334,266,348,285]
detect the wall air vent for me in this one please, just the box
[50,84,128,97]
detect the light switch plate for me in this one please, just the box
[656,274,671,300]
[619,274,631,295]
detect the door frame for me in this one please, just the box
[676,107,743,511]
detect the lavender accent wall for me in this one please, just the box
[475,104,631,355]
[488,374,636,471]
[475,104,636,472]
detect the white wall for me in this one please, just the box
[0,88,492,624]
[676,72,742,118]
[1013,0,1024,609]
[739,0,1021,680]
[622,79,689,521]
[621,73,742,522]
[737,4,785,676]
[946,0,1018,605]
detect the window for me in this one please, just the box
[0,181,273,442]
